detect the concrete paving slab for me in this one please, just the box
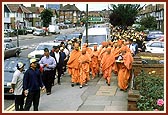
[104,106,127,111]
[111,96,128,101]
[111,101,128,106]
[96,86,117,96]
[83,100,111,106]
[39,85,87,111]
[78,105,105,111]
[86,95,112,101]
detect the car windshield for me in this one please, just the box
[36,44,53,51]
[82,35,106,45]
[66,34,75,40]
[36,29,43,32]
[56,35,66,40]
[4,59,29,72]
[149,31,163,34]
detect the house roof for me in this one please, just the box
[7,4,20,12]
[4,4,11,12]
[27,6,39,14]
[59,4,80,11]
[7,4,32,13]
[20,5,32,13]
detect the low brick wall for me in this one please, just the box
[127,90,140,111]
[142,64,164,79]
[133,53,164,78]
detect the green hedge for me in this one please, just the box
[14,29,27,35]
[135,71,164,111]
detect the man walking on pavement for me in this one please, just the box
[39,48,56,95]
[9,62,25,111]
[50,46,63,85]
[23,58,45,111]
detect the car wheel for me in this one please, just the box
[15,52,20,57]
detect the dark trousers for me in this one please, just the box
[24,91,40,111]
[52,69,56,85]
[42,70,53,93]
[15,94,24,111]
[56,64,62,84]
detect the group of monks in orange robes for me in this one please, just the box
[67,40,133,91]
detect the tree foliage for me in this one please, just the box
[40,9,53,27]
[139,16,157,30]
[109,4,141,27]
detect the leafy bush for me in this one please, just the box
[135,71,164,111]
[14,29,27,35]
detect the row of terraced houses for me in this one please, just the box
[4,3,164,31]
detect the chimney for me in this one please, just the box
[60,4,63,9]
[31,4,36,7]
[40,5,44,8]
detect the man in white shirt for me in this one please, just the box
[127,38,136,56]
[9,62,25,111]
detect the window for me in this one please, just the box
[150,42,161,48]
[82,35,106,45]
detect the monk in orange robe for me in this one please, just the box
[67,42,81,87]
[98,41,108,75]
[116,46,133,91]
[101,47,115,86]
[111,41,118,74]
[90,45,99,79]
[78,47,91,88]
[83,43,93,56]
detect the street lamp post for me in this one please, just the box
[86,4,88,44]
[16,20,20,47]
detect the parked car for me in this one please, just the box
[146,30,164,41]
[145,41,164,53]
[28,42,60,60]
[71,32,83,39]
[4,29,15,34]
[4,57,30,98]
[26,27,37,34]
[4,42,21,59]
[4,34,12,42]
[153,35,164,42]
[4,29,17,37]
[57,23,68,29]
[54,35,67,43]
[48,25,60,34]
[33,29,46,36]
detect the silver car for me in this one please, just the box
[4,42,21,58]
[33,29,46,36]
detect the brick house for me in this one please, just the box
[58,4,81,24]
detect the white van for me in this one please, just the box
[48,25,60,34]
[81,27,109,49]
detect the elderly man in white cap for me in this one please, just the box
[9,62,25,111]
[23,58,45,111]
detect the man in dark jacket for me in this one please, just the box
[50,46,63,85]
[23,58,45,111]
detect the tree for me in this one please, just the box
[139,16,157,30]
[40,9,53,27]
[109,4,141,28]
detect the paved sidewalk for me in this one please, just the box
[38,72,128,112]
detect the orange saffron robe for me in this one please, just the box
[117,51,133,90]
[90,50,99,78]
[67,50,81,83]
[78,53,91,85]
[101,51,115,84]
